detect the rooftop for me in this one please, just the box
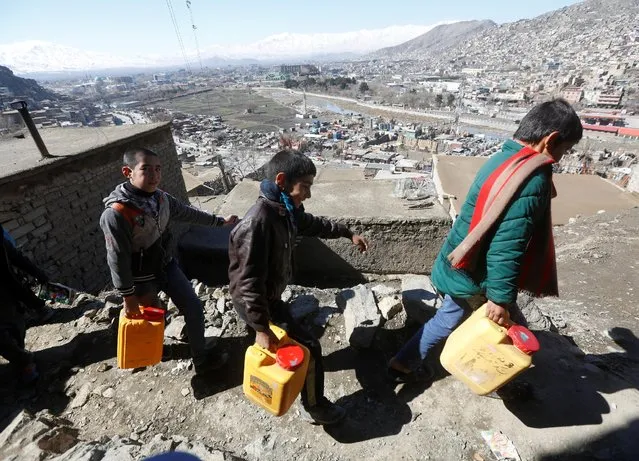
[433,154,639,224]
[0,123,168,183]
[218,178,448,220]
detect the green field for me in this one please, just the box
[156,88,299,133]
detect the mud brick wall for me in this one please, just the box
[0,123,188,293]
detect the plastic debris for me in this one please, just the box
[481,431,521,461]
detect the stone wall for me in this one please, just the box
[0,123,187,293]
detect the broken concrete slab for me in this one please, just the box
[378,295,403,320]
[371,284,399,298]
[339,284,381,348]
[401,275,441,323]
[288,295,320,321]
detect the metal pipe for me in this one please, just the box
[9,100,53,159]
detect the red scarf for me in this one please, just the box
[447,146,559,298]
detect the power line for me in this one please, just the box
[166,0,192,73]
[185,0,205,72]
[185,0,212,113]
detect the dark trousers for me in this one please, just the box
[136,260,206,363]
[0,304,32,367]
[236,300,324,408]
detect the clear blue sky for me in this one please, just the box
[1,0,580,56]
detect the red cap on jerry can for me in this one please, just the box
[276,345,305,371]
[507,325,540,355]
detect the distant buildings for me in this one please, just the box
[280,64,320,77]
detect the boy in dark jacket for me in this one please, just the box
[389,99,583,381]
[100,148,237,375]
[229,151,368,425]
[2,228,54,324]
[0,223,40,384]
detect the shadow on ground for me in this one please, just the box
[504,327,639,430]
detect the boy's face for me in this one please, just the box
[289,175,314,207]
[122,153,162,192]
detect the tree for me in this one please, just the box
[446,93,455,107]
[284,79,299,89]
[435,94,443,107]
[359,82,370,93]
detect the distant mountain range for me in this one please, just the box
[371,20,496,59]
[0,24,447,76]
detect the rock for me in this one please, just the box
[96,363,111,373]
[212,287,225,299]
[103,292,123,305]
[37,426,79,454]
[181,388,190,397]
[313,307,334,328]
[48,442,105,461]
[102,388,115,399]
[167,298,178,313]
[401,275,441,323]
[597,209,606,214]
[568,217,577,225]
[371,284,398,298]
[513,294,554,331]
[378,296,403,320]
[289,294,320,320]
[339,284,381,348]
[138,434,173,459]
[83,309,99,320]
[0,410,50,449]
[164,316,187,341]
[281,287,294,303]
[177,441,226,461]
[216,297,227,314]
[69,384,91,409]
[244,434,276,461]
[195,282,206,296]
[205,326,224,339]
[383,309,408,331]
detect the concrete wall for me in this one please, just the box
[0,123,187,293]
[208,179,452,285]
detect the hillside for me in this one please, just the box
[0,65,59,105]
[372,20,496,59]
[405,0,639,67]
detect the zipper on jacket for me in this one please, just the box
[139,248,144,271]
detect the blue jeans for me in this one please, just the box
[395,294,469,365]
[136,259,206,364]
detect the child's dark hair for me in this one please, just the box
[266,150,316,183]
[514,99,583,146]
[123,148,159,168]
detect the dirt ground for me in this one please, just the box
[156,89,299,133]
[1,209,638,460]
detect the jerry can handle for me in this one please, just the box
[141,306,165,322]
[252,323,286,357]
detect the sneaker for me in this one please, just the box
[300,397,346,425]
[193,351,229,376]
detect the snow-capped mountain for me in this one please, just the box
[199,24,454,60]
[0,23,455,74]
[0,41,159,74]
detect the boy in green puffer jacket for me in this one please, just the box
[389,99,583,381]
